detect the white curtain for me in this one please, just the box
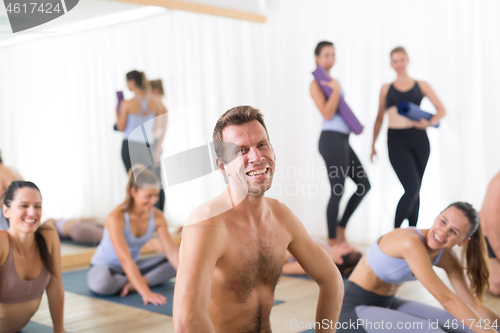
[0,9,270,224]
[1,0,499,243]
[265,0,500,243]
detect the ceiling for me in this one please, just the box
[0,0,267,46]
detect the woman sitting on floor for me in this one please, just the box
[87,165,179,306]
[0,181,64,333]
[339,202,500,333]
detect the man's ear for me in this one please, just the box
[215,157,229,176]
[216,158,229,184]
[458,237,471,247]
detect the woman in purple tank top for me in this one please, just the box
[0,181,64,333]
[337,202,499,333]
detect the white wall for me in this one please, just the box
[1,0,499,242]
[264,0,500,242]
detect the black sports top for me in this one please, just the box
[385,81,424,109]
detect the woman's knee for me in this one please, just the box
[87,266,123,295]
[356,178,370,195]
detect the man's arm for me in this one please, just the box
[283,203,343,332]
[173,217,226,333]
[153,209,179,269]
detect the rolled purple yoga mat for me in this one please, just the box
[116,91,124,113]
[312,66,364,135]
[114,91,124,131]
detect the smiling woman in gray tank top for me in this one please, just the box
[338,202,500,333]
[87,165,179,306]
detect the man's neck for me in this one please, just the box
[229,188,266,224]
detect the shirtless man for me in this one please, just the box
[173,106,343,333]
[479,171,500,296]
[0,151,23,230]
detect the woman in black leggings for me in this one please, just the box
[310,41,370,246]
[372,47,446,228]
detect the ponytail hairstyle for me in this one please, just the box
[0,150,3,163]
[448,202,489,301]
[314,41,334,66]
[1,181,54,276]
[126,70,150,92]
[122,165,160,211]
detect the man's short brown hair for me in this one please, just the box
[212,106,269,160]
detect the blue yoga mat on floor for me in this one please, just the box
[62,269,283,316]
[20,321,62,333]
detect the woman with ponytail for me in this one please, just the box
[337,202,500,333]
[87,166,178,306]
[116,71,167,175]
[0,181,64,333]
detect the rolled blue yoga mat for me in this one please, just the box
[396,101,439,128]
[312,66,364,135]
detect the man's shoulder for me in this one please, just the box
[264,197,292,214]
[185,191,236,227]
[182,204,227,253]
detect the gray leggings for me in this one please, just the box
[339,281,497,333]
[87,255,176,295]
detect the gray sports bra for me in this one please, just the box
[365,227,443,285]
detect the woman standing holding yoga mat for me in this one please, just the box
[372,46,446,228]
[87,166,178,305]
[116,71,167,174]
[310,41,370,247]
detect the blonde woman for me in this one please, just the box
[87,166,178,305]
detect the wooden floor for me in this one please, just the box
[30,242,500,333]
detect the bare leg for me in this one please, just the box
[336,226,346,243]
